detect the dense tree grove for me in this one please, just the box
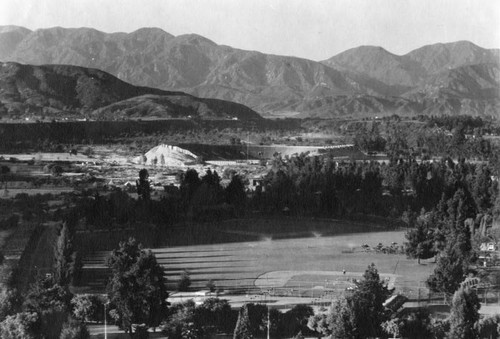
[0,276,91,339]
[257,152,497,222]
[72,168,247,234]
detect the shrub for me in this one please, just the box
[177,270,191,292]
[59,318,90,339]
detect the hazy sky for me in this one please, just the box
[0,0,499,60]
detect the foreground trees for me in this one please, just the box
[308,264,392,339]
[106,238,168,336]
[404,211,436,264]
[162,298,234,338]
[448,287,480,339]
[0,276,89,339]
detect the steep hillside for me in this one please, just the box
[405,63,500,100]
[1,26,499,117]
[323,41,499,88]
[406,41,499,74]
[322,46,424,87]
[0,62,263,121]
[0,26,406,114]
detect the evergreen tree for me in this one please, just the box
[180,169,201,205]
[427,251,465,296]
[321,264,392,339]
[136,169,151,201]
[225,175,247,214]
[351,263,393,338]
[327,295,359,338]
[54,223,74,285]
[447,287,480,339]
[234,304,254,339]
[405,216,435,264]
[472,164,493,213]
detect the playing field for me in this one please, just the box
[79,224,435,301]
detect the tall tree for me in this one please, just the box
[319,264,392,339]
[136,169,151,201]
[23,277,72,339]
[106,238,168,337]
[233,304,254,339]
[447,287,480,339]
[54,223,75,285]
[195,298,233,335]
[427,252,465,296]
[405,215,435,264]
[351,263,393,338]
[225,175,247,214]
[161,300,199,339]
[327,295,359,338]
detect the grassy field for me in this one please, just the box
[77,219,435,301]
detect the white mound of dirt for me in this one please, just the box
[135,144,198,167]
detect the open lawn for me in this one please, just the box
[78,219,435,303]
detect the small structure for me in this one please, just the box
[480,242,497,252]
[383,295,408,313]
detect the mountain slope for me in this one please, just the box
[323,41,499,88]
[405,63,500,100]
[322,46,425,87]
[406,41,500,74]
[0,62,263,121]
[0,26,404,114]
[0,26,499,117]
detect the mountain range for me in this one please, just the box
[0,25,499,118]
[0,62,263,121]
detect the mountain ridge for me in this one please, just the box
[0,61,264,121]
[0,26,499,118]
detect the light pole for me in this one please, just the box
[103,299,110,339]
[104,301,107,339]
[267,305,270,339]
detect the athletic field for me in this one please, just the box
[78,223,435,302]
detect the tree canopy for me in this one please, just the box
[106,238,168,336]
[447,287,480,339]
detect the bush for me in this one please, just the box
[71,294,104,323]
[206,279,216,292]
[0,312,40,339]
[83,147,94,157]
[132,324,149,339]
[60,318,90,339]
[0,288,21,322]
[177,271,191,292]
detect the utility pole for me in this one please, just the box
[104,301,107,339]
[267,305,270,339]
[103,297,110,339]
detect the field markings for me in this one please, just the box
[255,270,398,290]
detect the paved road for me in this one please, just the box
[88,325,165,338]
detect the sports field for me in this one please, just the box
[79,223,435,302]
